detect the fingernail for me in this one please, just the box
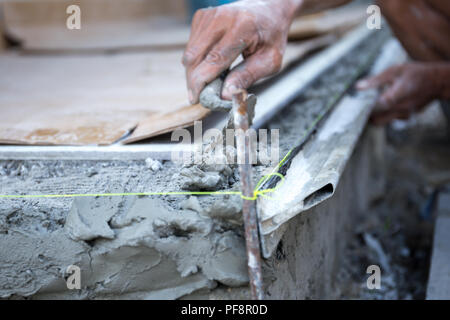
[223,84,237,99]
[228,85,238,94]
[188,89,194,104]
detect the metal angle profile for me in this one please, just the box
[258,39,408,258]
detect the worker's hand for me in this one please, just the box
[356,63,443,125]
[182,0,300,104]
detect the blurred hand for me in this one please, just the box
[356,63,444,125]
[183,0,299,104]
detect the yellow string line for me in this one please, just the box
[0,173,286,201]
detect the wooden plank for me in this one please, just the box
[288,6,367,40]
[427,191,450,300]
[4,1,365,52]
[0,49,207,145]
[3,0,189,51]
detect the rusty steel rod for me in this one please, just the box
[232,89,264,300]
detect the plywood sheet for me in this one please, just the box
[0,33,336,146]
[3,1,363,52]
[288,6,366,40]
[0,50,209,145]
[2,0,189,51]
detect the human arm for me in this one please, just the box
[357,62,450,125]
[183,0,352,104]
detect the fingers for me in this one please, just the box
[181,2,289,104]
[356,66,401,90]
[183,10,223,68]
[182,9,227,103]
[370,97,428,125]
[370,110,409,126]
[222,48,283,100]
[183,34,226,103]
[376,78,407,110]
[186,35,249,104]
[369,80,410,125]
[371,98,412,125]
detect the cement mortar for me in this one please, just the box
[0,160,248,298]
[0,30,386,299]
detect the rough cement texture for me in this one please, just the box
[0,160,249,299]
[199,78,233,112]
[181,127,382,299]
[264,129,378,299]
[0,32,386,299]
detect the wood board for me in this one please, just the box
[2,0,189,51]
[2,0,355,53]
[288,5,367,40]
[0,34,337,146]
[0,50,208,145]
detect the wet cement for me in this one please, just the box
[0,30,387,299]
[0,159,251,298]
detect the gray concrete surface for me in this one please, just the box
[427,190,450,300]
[181,127,385,299]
